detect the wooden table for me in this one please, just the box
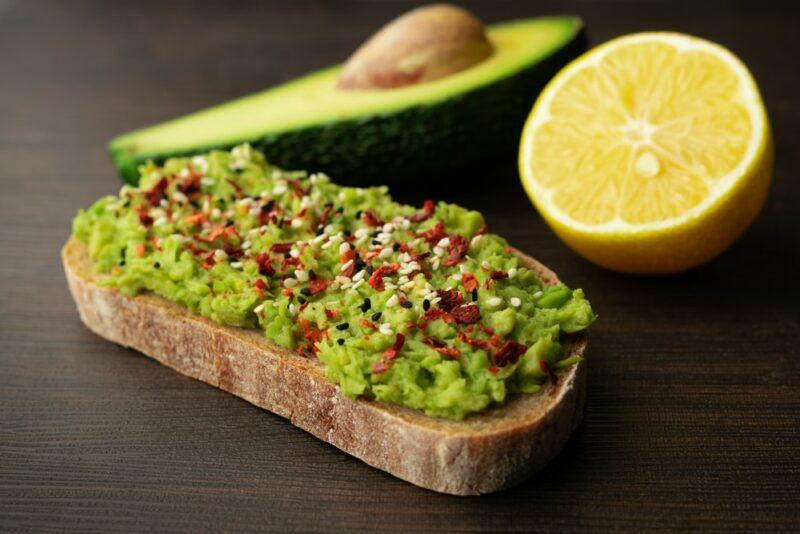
[2,1,798,531]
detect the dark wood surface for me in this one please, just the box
[2,1,799,531]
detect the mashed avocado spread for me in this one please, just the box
[73,145,595,419]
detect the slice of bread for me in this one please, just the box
[62,236,587,495]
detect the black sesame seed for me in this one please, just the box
[371,239,381,246]
[365,265,374,275]
[472,288,478,301]
[393,243,400,251]
[423,299,430,311]
[324,201,333,208]
[355,210,362,219]
[400,300,412,309]
[371,312,382,322]
[121,247,127,259]
[308,269,316,280]
[337,338,344,345]
[298,296,307,304]
[343,229,351,237]
[283,253,291,259]
[119,260,126,267]
[315,225,324,235]
[360,298,371,312]
[336,322,349,331]
[122,200,131,208]
[225,220,234,227]
[300,287,312,296]
[153,262,161,269]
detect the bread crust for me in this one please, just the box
[62,236,586,495]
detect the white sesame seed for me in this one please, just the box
[294,270,309,282]
[433,246,444,257]
[338,242,351,254]
[510,297,521,308]
[273,184,287,195]
[340,259,354,272]
[470,235,483,248]
[351,279,364,290]
[400,252,412,263]
[231,261,243,269]
[379,247,393,259]
[291,218,303,229]
[354,228,369,239]
[352,270,366,282]
[437,237,450,248]
[283,278,298,288]
[241,241,252,250]
[172,191,188,204]
[153,217,168,227]
[384,283,397,290]
[382,223,395,233]
[379,323,392,336]
[312,233,327,244]
[533,291,543,299]
[508,268,517,279]
[200,177,215,186]
[386,294,399,307]
[254,304,264,314]
[324,224,336,235]
[451,273,462,281]
[289,248,300,258]
[211,208,221,219]
[289,303,298,315]
[214,249,228,261]
[486,296,503,308]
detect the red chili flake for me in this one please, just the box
[281,288,293,298]
[418,222,447,246]
[442,235,469,267]
[134,243,147,258]
[408,199,436,222]
[461,273,478,292]
[493,341,527,367]
[382,333,405,360]
[256,253,275,276]
[225,178,243,197]
[286,178,309,198]
[436,289,463,312]
[270,242,293,253]
[200,250,216,270]
[490,270,508,280]
[223,244,243,261]
[144,177,169,206]
[488,335,503,348]
[409,250,431,263]
[308,278,329,295]
[324,308,340,320]
[138,210,154,227]
[367,264,399,291]
[183,213,205,227]
[317,204,333,227]
[423,308,453,324]
[422,337,460,359]
[362,209,383,227]
[451,304,480,324]
[458,331,490,350]
[360,318,378,331]
[299,301,310,312]
[252,278,268,299]
[540,360,558,384]
[487,366,500,375]
[178,171,201,195]
[478,324,495,336]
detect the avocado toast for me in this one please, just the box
[64,146,594,494]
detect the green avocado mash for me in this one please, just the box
[73,145,595,419]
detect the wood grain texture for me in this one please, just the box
[1,0,798,531]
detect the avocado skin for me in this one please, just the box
[113,28,585,186]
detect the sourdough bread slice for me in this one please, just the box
[62,236,586,495]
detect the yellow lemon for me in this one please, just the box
[519,32,773,274]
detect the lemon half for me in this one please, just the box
[519,32,773,274]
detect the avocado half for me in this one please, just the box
[110,16,585,185]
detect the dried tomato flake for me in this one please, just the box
[451,304,480,324]
[144,177,169,206]
[361,209,383,227]
[178,172,201,195]
[270,242,293,253]
[382,333,405,360]
[442,235,469,267]
[308,278,329,295]
[138,210,154,227]
[418,222,447,246]
[408,199,436,222]
[367,264,399,291]
[493,341,527,367]
[490,270,508,280]
[436,289,463,312]
[461,273,478,293]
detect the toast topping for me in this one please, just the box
[73,145,595,419]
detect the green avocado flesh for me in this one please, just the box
[110,17,585,185]
[74,146,595,419]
